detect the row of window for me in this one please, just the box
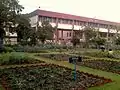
[38,16,116,29]
[66,32,114,38]
[67,32,72,37]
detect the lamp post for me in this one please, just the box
[69,56,82,81]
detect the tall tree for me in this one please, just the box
[14,14,31,44]
[37,21,55,44]
[0,0,24,49]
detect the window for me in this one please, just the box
[74,20,77,25]
[69,32,71,37]
[68,20,73,24]
[58,18,62,23]
[80,21,86,26]
[41,16,44,22]
[52,18,56,23]
[38,16,42,21]
[46,17,52,22]
[62,19,65,24]
[64,19,68,24]
[67,32,69,37]
[76,21,79,25]
[43,16,47,21]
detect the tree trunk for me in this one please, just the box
[0,37,4,52]
[106,27,110,50]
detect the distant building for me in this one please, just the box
[29,9,120,44]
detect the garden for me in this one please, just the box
[1,0,120,89]
[37,53,120,74]
[0,47,120,90]
[0,64,112,90]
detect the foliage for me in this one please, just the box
[79,60,120,74]
[115,36,120,45]
[29,29,38,45]
[12,43,72,53]
[71,35,80,47]
[0,52,44,65]
[38,54,71,61]
[13,45,48,53]
[90,37,106,48]
[91,37,106,45]
[82,27,97,48]
[84,27,97,42]
[82,51,115,59]
[0,0,24,49]
[0,64,111,90]
[37,21,55,44]
[3,46,15,52]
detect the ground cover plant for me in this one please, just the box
[0,52,45,65]
[37,53,91,61]
[0,64,112,90]
[37,53,120,74]
[78,60,120,74]
[72,50,120,59]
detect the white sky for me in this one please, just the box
[19,0,120,22]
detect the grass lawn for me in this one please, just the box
[30,53,120,90]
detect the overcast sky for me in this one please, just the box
[19,0,120,22]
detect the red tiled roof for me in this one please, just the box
[30,9,120,26]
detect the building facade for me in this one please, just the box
[29,9,120,44]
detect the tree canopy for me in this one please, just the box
[37,21,55,44]
[0,0,24,27]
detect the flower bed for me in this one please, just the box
[79,60,120,74]
[0,64,112,90]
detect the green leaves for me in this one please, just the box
[0,52,43,65]
[0,64,111,90]
[37,21,55,44]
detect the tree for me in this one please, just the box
[90,37,106,49]
[37,21,55,44]
[0,27,5,52]
[115,36,120,45]
[83,26,97,48]
[14,14,31,45]
[71,35,80,47]
[0,0,24,48]
[116,25,120,38]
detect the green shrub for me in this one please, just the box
[82,51,115,59]
[0,52,33,65]
[3,46,15,52]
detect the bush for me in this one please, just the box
[82,51,116,59]
[0,52,34,65]
[3,46,15,52]
[12,44,73,53]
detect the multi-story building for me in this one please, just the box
[29,9,120,44]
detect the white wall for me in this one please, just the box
[58,24,72,29]
[6,32,17,37]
